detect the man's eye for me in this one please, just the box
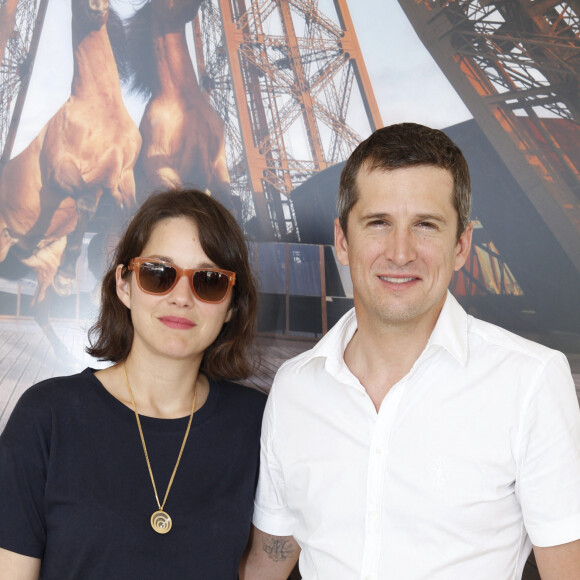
[418,221,436,229]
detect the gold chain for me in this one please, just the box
[123,363,198,533]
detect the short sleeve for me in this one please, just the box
[0,389,49,557]
[252,382,297,536]
[516,352,580,546]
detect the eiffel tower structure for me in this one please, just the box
[0,0,48,166]
[193,0,383,240]
[399,0,580,275]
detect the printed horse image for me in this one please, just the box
[0,0,141,298]
[0,0,141,355]
[126,0,232,207]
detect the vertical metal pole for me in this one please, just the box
[285,243,290,336]
[319,244,327,335]
[218,0,274,239]
[333,0,383,131]
[75,257,81,323]
[16,281,21,317]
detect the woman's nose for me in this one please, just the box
[168,274,194,306]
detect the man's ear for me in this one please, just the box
[116,264,132,309]
[453,222,473,272]
[334,218,349,267]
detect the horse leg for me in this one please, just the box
[21,237,76,362]
[53,194,100,296]
[33,285,73,361]
[0,226,19,262]
[14,185,65,256]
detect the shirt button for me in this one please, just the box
[375,447,383,455]
[368,511,377,519]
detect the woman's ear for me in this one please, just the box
[116,264,131,309]
[224,302,234,323]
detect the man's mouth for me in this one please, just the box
[379,276,416,284]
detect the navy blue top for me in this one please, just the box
[0,368,266,579]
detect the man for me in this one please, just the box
[241,123,580,579]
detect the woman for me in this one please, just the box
[0,189,266,579]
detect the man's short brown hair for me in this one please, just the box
[338,123,471,240]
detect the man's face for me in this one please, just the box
[335,165,472,333]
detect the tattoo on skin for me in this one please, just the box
[262,536,294,562]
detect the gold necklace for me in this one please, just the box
[123,364,198,534]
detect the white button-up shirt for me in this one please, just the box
[253,292,580,579]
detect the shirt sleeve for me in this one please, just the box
[516,352,580,547]
[252,378,297,536]
[0,388,49,558]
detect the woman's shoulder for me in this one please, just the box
[14,368,98,414]
[212,379,267,411]
[2,369,98,442]
[207,380,266,437]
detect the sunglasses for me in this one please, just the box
[128,258,236,304]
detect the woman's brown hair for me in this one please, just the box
[87,188,257,380]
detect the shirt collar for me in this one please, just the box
[295,307,357,371]
[296,290,469,369]
[427,291,469,366]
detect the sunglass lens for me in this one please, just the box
[192,270,229,302]
[139,262,177,294]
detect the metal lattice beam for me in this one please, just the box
[0,0,48,164]
[399,0,580,276]
[195,0,382,241]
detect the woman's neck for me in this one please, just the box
[95,353,209,419]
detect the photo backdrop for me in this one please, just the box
[0,0,578,430]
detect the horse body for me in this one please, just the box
[132,0,231,204]
[0,0,141,304]
[0,127,79,271]
[44,0,141,294]
[0,131,45,262]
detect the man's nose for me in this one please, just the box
[386,226,417,266]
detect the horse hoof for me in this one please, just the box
[53,273,75,296]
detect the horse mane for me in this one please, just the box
[125,1,156,98]
[107,6,130,84]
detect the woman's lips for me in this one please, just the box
[158,316,195,329]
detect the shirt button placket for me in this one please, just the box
[364,425,386,577]
[362,382,405,579]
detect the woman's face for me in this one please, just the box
[116,216,233,364]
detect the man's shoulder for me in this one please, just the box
[275,345,324,380]
[468,315,565,367]
[275,307,356,380]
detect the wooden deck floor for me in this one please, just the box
[1,318,580,432]
[0,319,315,431]
[1,319,579,432]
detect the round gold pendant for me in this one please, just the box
[151,510,172,534]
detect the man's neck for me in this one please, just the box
[344,308,440,412]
